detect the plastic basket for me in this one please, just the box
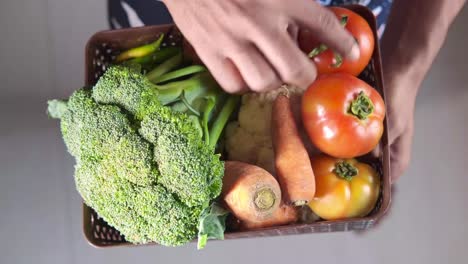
[82,5,391,247]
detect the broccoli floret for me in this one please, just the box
[92,65,160,120]
[53,89,156,186]
[140,106,224,207]
[76,157,201,246]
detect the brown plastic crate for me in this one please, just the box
[82,5,391,248]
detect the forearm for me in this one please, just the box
[381,0,465,96]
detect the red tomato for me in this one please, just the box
[301,73,385,158]
[299,7,375,76]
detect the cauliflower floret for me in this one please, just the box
[225,85,317,175]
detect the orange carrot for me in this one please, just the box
[240,204,298,230]
[223,161,281,222]
[272,92,316,206]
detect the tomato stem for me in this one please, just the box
[350,91,374,120]
[332,54,343,68]
[339,15,349,27]
[308,15,349,68]
[308,44,328,58]
[333,161,358,181]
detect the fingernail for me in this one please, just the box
[348,43,360,61]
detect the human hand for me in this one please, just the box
[383,70,419,183]
[162,0,359,93]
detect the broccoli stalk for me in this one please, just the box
[47,99,68,119]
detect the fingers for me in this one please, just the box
[229,43,282,92]
[194,47,248,94]
[389,122,414,183]
[288,1,360,60]
[252,22,317,89]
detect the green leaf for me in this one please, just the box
[197,202,229,250]
[171,101,188,113]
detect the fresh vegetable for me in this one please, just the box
[225,87,317,174]
[48,61,237,246]
[129,46,180,69]
[308,154,380,220]
[222,161,282,223]
[116,33,165,62]
[272,92,315,206]
[146,52,184,82]
[152,65,207,84]
[240,204,298,230]
[48,89,203,246]
[302,73,385,158]
[299,7,375,76]
[197,203,229,249]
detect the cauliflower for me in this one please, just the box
[225,85,317,174]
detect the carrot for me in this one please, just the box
[222,161,281,222]
[272,92,316,206]
[240,204,298,230]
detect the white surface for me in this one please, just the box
[1,1,468,263]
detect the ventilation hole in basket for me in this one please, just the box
[111,55,116,60]
[94,231,99,238]
[106,233,112,240]
[95,49,100,55]
[96,225,100,232]
[102,226,107,232]
[102,65,106,72]
[96,61,101,67]
[106,49,112,54]
[95,73,99,79]
[100,233,106,240]
[170,42,176,46]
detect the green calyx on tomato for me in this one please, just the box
[308,15,348,68]
[300,7,375,76]
[333,161,358,181]
[350,91,374,120]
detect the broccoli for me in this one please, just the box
[92,65,161,120]
[48,89,203,246]
[139,106,223,207]
[49,89,156,186]
[48,64,237,247]
[75,157,201,246]
[92,65,224,206]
